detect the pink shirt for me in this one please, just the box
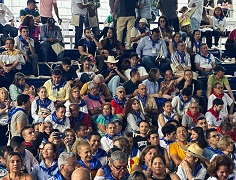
[84,96,105,110]
[228,29,236,41]
[40,0,57,17]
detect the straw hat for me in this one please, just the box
[139,18,148,24]
[104,56,119,63]
[181,143,206,160]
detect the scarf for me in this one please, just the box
[218,151,236,161]
[113,96,126,110]
[193,40,202,52]
[162,112,175,121]
[53,171,63,180]
[215,15,224,22]
[212,91,224,99]
[88,92,103,104]
[178,94,192,111]
[25,8,36,15]
[70,112,85,124]
[78,99,86,107]
[129,65,139,71]
[140,163,147,171]
[198,52,211,64]
[161,137,174,145]
[172,40,177,49]
[1,103,6,109]
[37,98,52,108]
[19,35,29,47]
[186,110,201,123]
[154,97,167,109]
[105,133,114,140]
[78,157,102,170]
[134,111,142,124]
[191,163,202,178]
[51,112,66,125]
[51,79,67,91]
[137,93,147,107]
[40,161,58,176]
[149,36,159,47]
[8,107,27,123]
[102,165,129,180]
[177,50,186,63]
[25,142,33,147]
[208,107,220,121]
[102,114,113,123]
[206,145,220,154]
[136,26,146,34]
[21,150,26,160]
[130,147,139,158]
[93,148,107,160]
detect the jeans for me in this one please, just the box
[28,54,39,76]
[41,17,49,24]
[190,17,200,31]
[41,41,64,62]
[168,18,179,32]
[212,30,221,46]
[179,31,187,41]
[2,24,18,37]
[108,75,120,97]
[74,16,85,49]
[201,30,213,48]
[141,56,171,74]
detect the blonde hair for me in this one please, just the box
[72,139,90,158]
[217,135,232,151]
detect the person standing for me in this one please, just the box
[189,0,204,31]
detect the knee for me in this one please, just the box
[41,42,50,49]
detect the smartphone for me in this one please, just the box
[55,132,66,139]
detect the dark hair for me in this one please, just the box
[197,116,206,122]
[21,125,33,137]
[220,122,232,131]
[173,32,181,39]
[166,119,180,127]
[205,128,218,139]
[49,129,60,136]
[191,30,201,49]
[84,27,91,33]
[148,68,159,82]
[123,131,133,138]
[138,145,159,165]
[128,171,147,180]
[177,40,185,46]
[124,98,142,116]
[162,124,177,137]
[147,130,158,140]
[22,15,34,28]
[0,146,13,157]
[181,88,192,96]
[213,6,225,19]
[152,28,160,34]
[5,37,14,44]
[17,94,30,106]
[10,136,25,149]
[213,98,224,106]
[151,154,166,166]
[51,69,62,75]
[87,131,101,141]
[200,43,207,49]
[62,57,71,65]
[130,52,138,59]
[19,26,29,32]
[213,82,222,89]
[114,120,123,127]
[55,104,66,111]
[138,120,150,127]
[107,27,118,44]
[107,147,121,158]
[191,127,208,149]
[74,122,87,133]
[130,69,139,78]
[158,16,171,33]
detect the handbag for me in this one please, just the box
[70,15,80,26]
[51,43,65,56]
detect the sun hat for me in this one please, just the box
[104,56,119,63]
[181,143,207,160]
[139,18,148,24]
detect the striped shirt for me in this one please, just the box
[171,51,191,69]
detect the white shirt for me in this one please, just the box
[211,16,227,31]
[44,115,70,132]
[171,96,195,117]
[0,3,14,25]
[205,111,224,127]
[0,52,25,70]
[194,53,215,69]
[64,100,88,115]
[71,0,87,16]
[101,135,114,151]
[188,0,204,21]
[208,93,233,117]
[124,66,148,80]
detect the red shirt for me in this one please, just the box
[70,113,92,129]
[230,130,236,142]
[110,100,125,114]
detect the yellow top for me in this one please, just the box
[169,141,191,161]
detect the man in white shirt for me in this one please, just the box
[189,0,204,31]
[208,82,233,118]
[206,98,224,128]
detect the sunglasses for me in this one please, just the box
[118,91,125,93]
[160,20,166,23]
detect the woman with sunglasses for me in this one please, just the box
[158,16,173,42]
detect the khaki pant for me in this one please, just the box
[116,16,135,49]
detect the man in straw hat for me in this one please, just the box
[101,56,127,97]
[176,143,207,179]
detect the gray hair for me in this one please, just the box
[110,150,127,165]
[116,86,125,93]
[128,171,147,180]
[93,74,104,82]
[58,152,75,169]
[87,81,98,91]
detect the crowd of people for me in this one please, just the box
[0,0,235,180]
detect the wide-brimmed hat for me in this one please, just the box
[139,18,148,24]
[181,143,206,160]
[104,56,119,64]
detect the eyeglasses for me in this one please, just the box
[112,163,128,171]
[160,20,166,23]
[228,141,234,145]
[210,134,220,138]
[118,91,125,93]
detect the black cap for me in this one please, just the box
[27,0,39,4]
[214,65,226,73]
[47,17,56,25]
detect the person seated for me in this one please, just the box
[159,123,177,149]
[142,68,160,96]
[79,27,102,58]
[101,56,127,97]
[206,98,225,128]
[171,40,191,77]
[207,65,235,101]
[157,16,173,42]
[171,87,195,118]
[43,69,71,104]
[136,28,170,74]
[208,82,234,119]
[169,126,190,167]
[69,104,92,131]
[45,104,71,132]
[10,136,38,173]
[94,151,130,180]
[196,116,208,132]
[182,102,204,131]
[217,122,232,136]
[73,139,102,179]
[229,122,236,142]
[74,122,88,140]
[97,14,114,40]
[0,38,25,83]
[40,18,64,62]
[84,81,105,124]
[100,122,117,151]
[194,43,216,76]
[187,30,202,55]
[211,6,230,46]
[96,102,118,137]
[20,0,40,23]
[0,1,17,41]
[31,86,55,124]
[168,32,182,54]
[48,152,77,180]
[80,74,112,102]
[20,15,39,42]
[160,70,177,99]
[124,98,146,133]
[110,86,127,120]
[0,146,13,178]
[130,18,150,50]
[14,26,38,77]
[158,101,179,138]
[123,69,142,99]
[217,0,232,17]
[176,144,207,179]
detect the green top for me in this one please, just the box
[20,9,40,18]
[96,114,118,136]
[105,15,113,24]
[207,74,229,86]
